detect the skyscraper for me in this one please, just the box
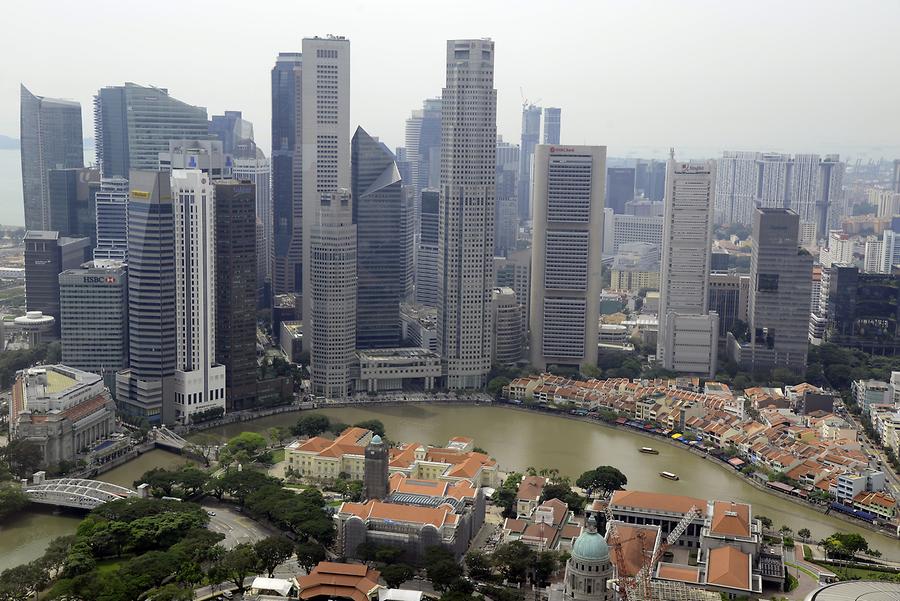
[404,98,443,199]
[116,171,176,424]
[542,107,561,144]
[20,85,84,231]
[352,127,406,349]
[94,83,209,177]
[606,167,636,214]
[59,262,128,376]
[271,52,303,294]
[232,156,272,289]
[747,208,813,372]
[518,103,542,221]
[209,110,257,157]
[214,180,258,411]
[657,159,719,377]
[309,190,356,399]
[48,167,100,244]
[495,137,520,256]
[24,231,90,336]
[300,36,351,329]
[438,39,497,389]
[93,178,129,262]
[529,144,605,371]
[416,189,440,307]
[171,170,226,424]
[715,151,760,226]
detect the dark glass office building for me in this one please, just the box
[48,167,100,245]
[24,231,91,336]
[352,127,408,349]
[271,52,303,294]
[416,189,440,307]
[606,167,636,214]
[827,265,900,355]
[214,180,259,410]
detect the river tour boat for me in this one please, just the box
[639,447,660,454]
[659,471,679,481]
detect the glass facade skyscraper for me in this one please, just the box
[20,85,84,231]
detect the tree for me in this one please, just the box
[375,547,404,564]
[576,466,627,496]
[487,377,510,398]
[754,515,773,530]
[0,560,48,601]
[541,481,584,512]
[0,483,29,522]
[381,564,415,588]
[255,536,294,577]
[580,364,603,379]
[39,535,77,577]
[354,420,386,437]
[532,551,559,586]
[465,550,492,580]
[492,541,535,585]
[425,547,462,592]
[136,467,179,497]
[268,426,292,446]
[779,525,793,536]
[491,487,517,519]
[219,468,279,506]
[293,414,331,437]
[118,550,182,591]
[218,543,260,593]
[0,439,43,479]
[174,465,208,497]
[222,431,268,463]
[797,528,811,541]
[295,541,326,573]
[144,583,194,601]
[823,532,868,558]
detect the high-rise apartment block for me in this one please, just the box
[300,36,351,328]
[116,171,177,424]
[309,190,356,399]
[59,262,128,375]
[24,231,91,337]
[214,180,258,411]
[352,127,408,349]
[744,208,813,373]
[542,107,561,145]
[518,104,541,221]
[657,159,718,377]
[94,83,209,178]
[93,178,129,262]
[416,189,440,308]
[529,144,605,371]
[438,39,497,389]
[20,85,84,231]
[271,52,303,294]
[171,170,226,424]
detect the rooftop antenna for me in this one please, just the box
[669,147,675,159]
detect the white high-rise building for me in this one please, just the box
[657,159,718,377]
[309,189,356,399]
[93,177,129,261]
[529,144,605,371]
[300,35,351,328]
[232,156,272,283]
[880,229,900,273]
[863,236,884,273]
[171,169,226,424]
[715,151,760,226]
[438,39,497,389]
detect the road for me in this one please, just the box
[843,410,900,497]
[203,501,275,549]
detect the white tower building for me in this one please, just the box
[300,35,351,328]
[309,189,356,400]
[438,39,497,389]
[657,159,719,377]
[93,177,129,261]
[529,144,605,371]
[232,155,272,283]
[171,169,226,423]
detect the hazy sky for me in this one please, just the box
[3,0,900,160]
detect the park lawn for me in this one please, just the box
[813,561,900,582]
[270,448,285,463]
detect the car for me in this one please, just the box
[206,510,216,516]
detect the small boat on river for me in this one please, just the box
[659,471,679,481]
[639,447,659,454]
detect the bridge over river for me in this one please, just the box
[23,472,140,510]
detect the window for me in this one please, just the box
[757,273,779,292]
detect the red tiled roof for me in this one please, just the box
[709,501,751,538]
[611,490,707,517]
[297,562,380,601]
[706,546,751,591]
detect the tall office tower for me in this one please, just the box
[707,273,750,338]
[881,228,900,273]
[405,98,443,198]
[529,145,605,371]
[116,172,176,424]
[747,208,813,372]
[48,167,100,244]
[24,231,90,336]
[351,127,406,349]
[492,287,522,365]
[635,159,667,202]
[209,110,257,157]
[214,180,258,411]
[93,178,129,261]
[542,107,561,145]
[817,155,845,234]
[715,151,760,225]
[309,190,356,399]
[755,153,791,210]
[438,39,497,389]
[59,262,128,375]
[271,52,303,294]
[494,247,531,334]
[20,85,84,231]
[171,170,226,424]
[609,212,664,254]
[232,156,273,288]
[300,36,351,328]
[863,236,884,273]
[94,83,209,178]
[518,103,542,221]
[606,167,636,214]
[394,147,412,185]
[416,189,440,307]
[495,137,520,256]
[893,160,900,193]
[657,159,719,377]
[791,154,844,240]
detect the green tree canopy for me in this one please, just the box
[255,536,294,577]
[292,414,331,437]
[381,564,415,588]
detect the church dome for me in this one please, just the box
[572,516,609,562]
[370,434,383,445]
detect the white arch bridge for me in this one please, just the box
[24,476,139,510]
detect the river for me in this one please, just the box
[2,403,898,571]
